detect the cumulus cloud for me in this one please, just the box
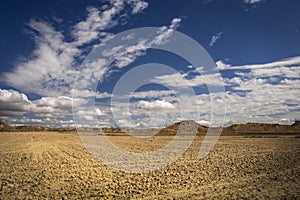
[34,96,76,110]
[0,89,29,103]
[0,89,85,117]
[6,117,75,127]
[0,89,31,116]
[2,54,300,127]
[132,55,299,126]
[216,60,231,70]
[3,0,298,128]
[0,1,187,127]
[219,56,300,124]
[138,100,176,110]
[75,108,106,121]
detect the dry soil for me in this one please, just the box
[0,132,300,199]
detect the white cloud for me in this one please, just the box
[243,0,265,10]
[209,32,222,47]
[103,55,299,127]
[0,89,29,103]
[112,40,148,67]
[72,3,123,46]
[196,120,210,127]
[219,56,300,125]
[152,71,224,88]
[76,108,105,121]
[96,92,113,99]
[243,0,265,5]
[34,96,76,110]
[128,0,149,14]
[72,89,112,99]
[169,17,182,30]
[72,0,148,46]
[121,33,135,40]
[0,1,187,127]
[151,17,182,46]
[2,0,149,97]
[3,1,298,128]
[249,66,300,79]
[2,20,78,97]
[143,56,300,126]
[0,89,31,116]
[103,17,182,68]
[229,56,300,70]
[216,60,231,70]
[0,89,86,117]
[6,117,75,127]
[130,90,176,99]
[138,100,176,110]
[3,14,182,101]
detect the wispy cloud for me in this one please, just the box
[105,17,182,68]
[151,71,224,88]
[243,0,265,5]
[130,90,176,99]
[0,0,186,128]
[209,32,222,47]
[229,56,300,70]
[1,0,149,97]
[243,0,265,10]
[1,2,181,99]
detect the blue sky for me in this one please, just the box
[0,0,299,127]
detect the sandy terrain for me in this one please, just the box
[0,132,300,199]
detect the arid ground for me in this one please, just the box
[0,132,300,199]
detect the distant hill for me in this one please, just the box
[222,121,300,134]
[292,121,300,127]
[158,120,300,135]
[0,120,13,131]
[158,120,208,135]
[0,120,299,134]
[0,120,76,132]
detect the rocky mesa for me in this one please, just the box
[0,119,299,134]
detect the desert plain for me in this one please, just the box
[0,131,300,199]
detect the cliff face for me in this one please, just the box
[158,121,300,135]
[158,120,208,135]
[222,122,300,134]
